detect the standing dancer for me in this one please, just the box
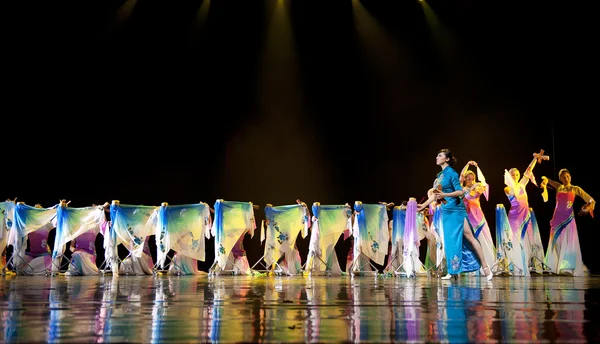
[541,169,595,276]
[417,149,492,281]
[460,160,496,276]
[504,149,548,274]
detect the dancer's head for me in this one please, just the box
[436,148,457,167]
[509,168,520,183]
[559,168,571,185]
[463,170,476,187]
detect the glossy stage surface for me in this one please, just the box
[1,274,599,343]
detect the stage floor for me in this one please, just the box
[1,274,599,343]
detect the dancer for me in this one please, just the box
[16,204,56,275]
[417,148,492,281]
[59,203,107,276]
[460,160,496,276]
[120,236,154,275]
[541,169,595,276]
[305,202,350,276]
[221,234,253,275]
[504,150,548,274]
[65,227,100,276]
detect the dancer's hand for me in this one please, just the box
[433,190,445,200]
[578,203,592,216]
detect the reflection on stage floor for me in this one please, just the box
[1,274,599,343]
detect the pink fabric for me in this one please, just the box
[508,184,530,237]
[27,227,51,256]
[231,234,246,258]
[23,253,52,270]
[100,221,109,236]
[404,200,417,248]
[550,191,575,228]
[142,237,152,256]
[464,191,485,229]
[75,230,97,255]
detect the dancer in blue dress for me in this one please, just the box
[418,149,493,281]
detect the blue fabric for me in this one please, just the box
[214,200,224,244]
[352,202,388,265]
[353,202,367,243]
[212,200,255,269]
[392,207,406,242]
[311,203,320,220]
[0,201,15,235]
[155,203,210,268]
[109,203,155,258]
[439,166,480,274]
[53,205,102,259]
[495,205,507,252]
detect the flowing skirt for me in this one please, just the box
[215,250,252,275]
[66,251,99,276]
[306,244,343,276]
[495,205,529,276]
[279,247,302,275]
[466,215,496,276]
[120,252,154,275]
[168,254,205,275]
[17,253,53,275]
[544,219,588,276]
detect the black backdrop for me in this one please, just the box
[4,0,597,273]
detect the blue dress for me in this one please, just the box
[437,165,481,274]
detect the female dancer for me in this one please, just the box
[541,169,595,276]
[16,204,56,275]
[460,160,496,276]
[65,228,100,275]
[418,149,492,281]
[120,236,154,275]
[504,151,547,274]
